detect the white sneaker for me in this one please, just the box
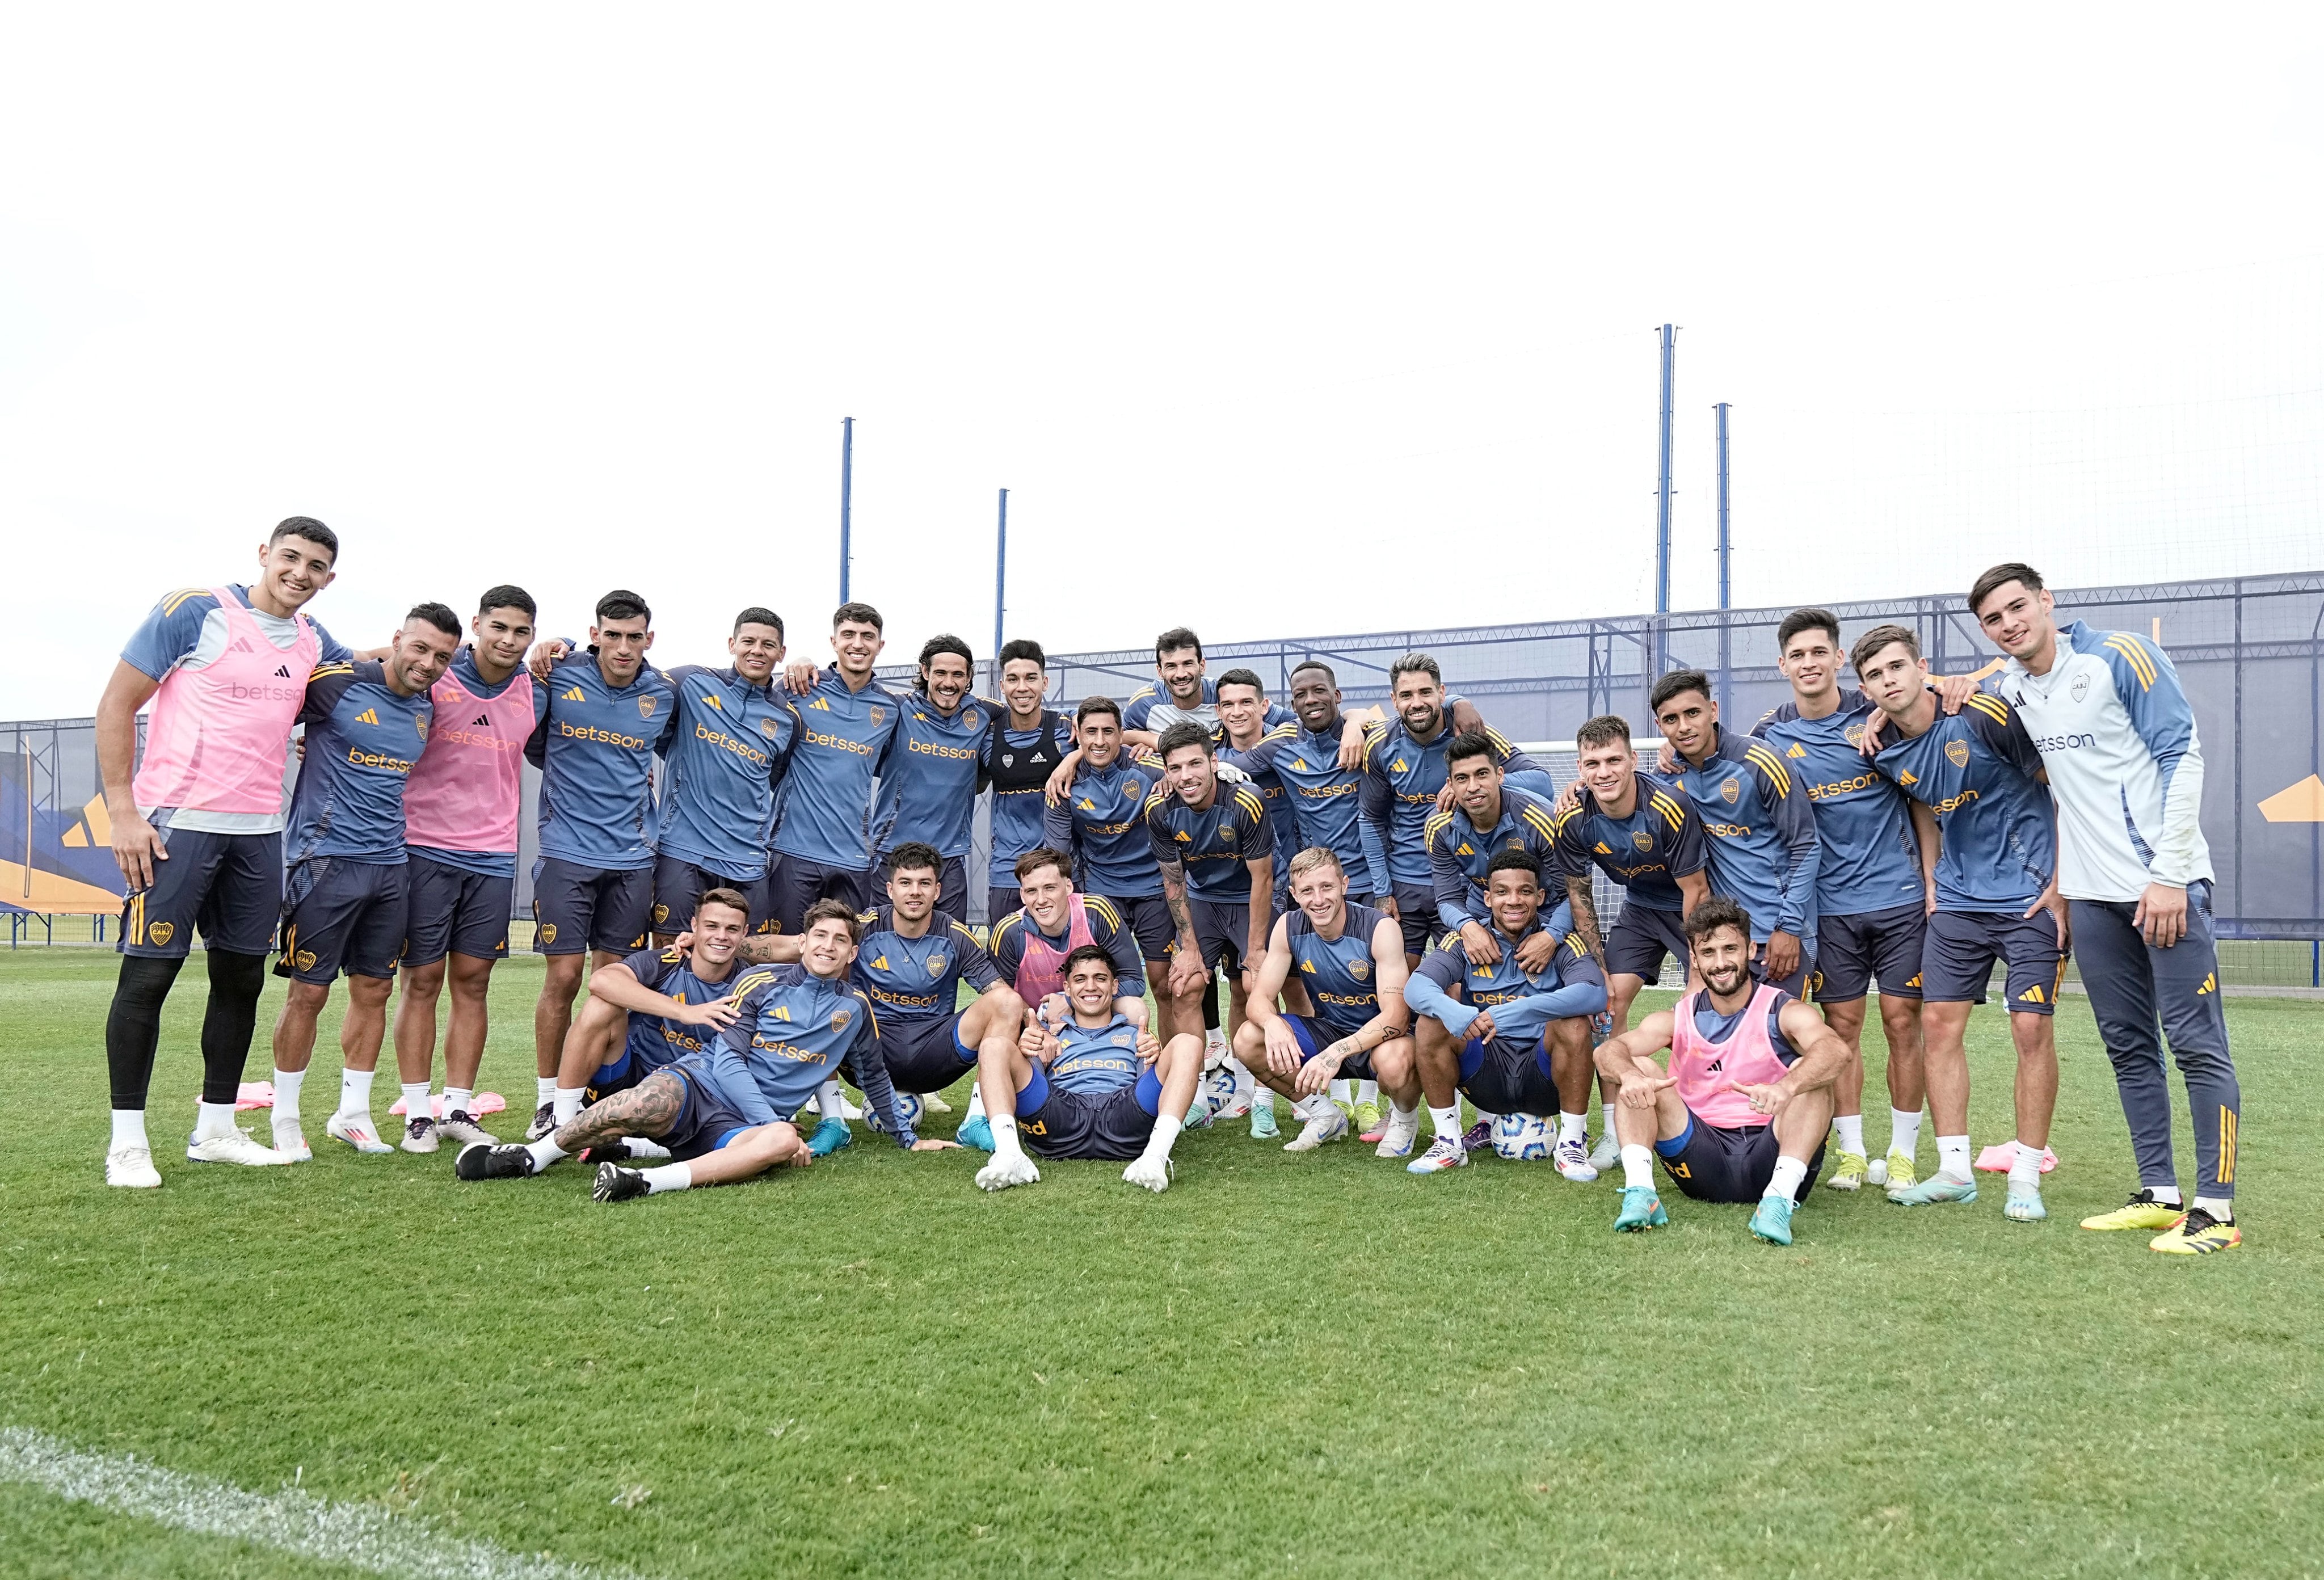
[106,1145,162,1187]
[325,1112,393,1155]
[1553,1135,1600,1182]
[975,1151,1042,1191]
[1122,1154,1174,1193]
[1202,1031,1227,1071]
[272,1126,312,1162]
[401,1116,440,1154]
[1585,1131,1620,1173]
[1283,1106,1349,1153]
[184,1130,290,1166]
[922,1093,953,1114]
[1375,1107,1421,1159]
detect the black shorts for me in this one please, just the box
[532,856,654,956]
[986,885,1021,931]
[1190,896,1250,974]
[877,851,968,920]
[1751,941,1814,1000]
[1391,881,1439,959]
[879,1012,978,1094]
[1282,1013,1377,1082]
[1656,1113,1825,1205]
[402,854,513,967]
[1456,1031,1558,1116]
[768,854,873,936]
[1813,903,1925,1004]
[119,825,280,959]
[1016,1063,1162,1161]
[276,857,407,984]
[1605,903,1688,983]
[1098,892,1174,963]
[1922,909,2066,1014]
[658,1066,755,1161]
[652,854,778,937]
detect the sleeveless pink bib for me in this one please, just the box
[1670,983,1789,1129]
[133,585,318,816]
[403,662,536,853]
[1011,894,1099,1007]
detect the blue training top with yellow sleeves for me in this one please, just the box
[655,663,798,883]
[526,651,679,871]
[851,905,1003,1023]
[1233,717,1393,894]
[1871,692,2055,911]
[874,692,994,863]
[1361,719,1547,887]
[1045,1014,1147,1097]
[285,659,432,864]
[1222,724,1302,894]
[1757,692,1923,918]
[1407,921,1609,1044]
[1550,773,1705,913]
[1145,778,1274,902]
[1042,756,1166,899]
[1286,901,1397,1039]
[1669,723,1820,947]
[699,963,912,1142]
[596,946,758,1088]
[1426,783,1563,932]
[771,667,905,871]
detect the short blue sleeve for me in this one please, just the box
[120,589,219,680]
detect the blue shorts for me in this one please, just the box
[276,857,407,984]
[1190,896,1251,974]
[1457,1031,1559,1115]
[652,854,777,937]
[1605,903,1688,983]
[1813,903,1925,1003]
[1751,940,1814,1000]
[877,851,969,921]
[1282,1013,1378,1082]
[119,825,280,959]
[1922,909,2066,1014]
[1016,1064,1161,1161]
[1098,892,1175,964]
[879,1012,978,1094]
[986,885,1021,932]
[402,854,513,967]
[768,854,873,936]
[532,857,653,956]
[658,1065,754,1161]
[1391,882,1439,960]
[1656,1113,1824,1204]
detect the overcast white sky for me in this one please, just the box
[4,6,2322,717]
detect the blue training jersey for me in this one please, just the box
[982,711,1077,887]
[285,660,431,864]
[1362,719,1546,887]
[599,946,754,1086]
[527,651,678,871]
[1222,726,1302,895]
[1670,724,1820,947]
[874,692,992,862]
[1287,902,1397,1039]
[408,649,550,879]
[987,896,1150,997]
[1235,717,1389,894]
[852,905,1001,1024]
[698,964,911,1142]
[1042,756,1165,899]
[1872,693,2055,910]
[1550,773,1705,913]
[1045,1014,1147,1097]
[1122,677,1295,738]
[1408,922,1607,1044]
[656,664,798,882]
[1757,692,1924,918]
[1425,783,1563,930]
[1146,779,1274,903]
[771,668,905,871]
[121,582,353,683]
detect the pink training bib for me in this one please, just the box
[1011,894,1099,1008]
[1670,982,1790,1130]
[403,662,536,853]
[133,585,318,817]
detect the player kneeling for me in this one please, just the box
[1593,897,1851,1245]
[975,946,1202,1194]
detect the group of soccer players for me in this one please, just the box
[92,516,2246,1254]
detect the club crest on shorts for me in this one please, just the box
[1720,777,1741,804]
[1946,739,1971,767]
[653,903,670,924]
[1348,958,1371,981]
[148,921,175,946]
[1632,829,1654,851]
[638,696,658,719]
[295,949,317,971]
[538,922,558,945]
[830,1006,853,1032]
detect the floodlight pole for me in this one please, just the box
[1715,401,1732,714]
[992,488,1009,692]
[1654,324,1676,673]
[839,416,854,604]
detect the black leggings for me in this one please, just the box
[106,950,267,1110]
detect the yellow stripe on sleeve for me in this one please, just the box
[2104,635,2157,689]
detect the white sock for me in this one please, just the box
[396,1080,428,1126]
[1429,1103,1462,1140]
[965,1085,987,1120]
[536,1076,557,1106]
[271,1067,305,1139]
[2192,1194,2233,1220]
[1293,1093,1334,1122]
[1388,1100,1417,1127]
[2149,1183,2183,1206]
[1358,1080,1379,1106]
[1251,1086,1275,1114]
[554,1086,587,1125]
[990,1112,1026,1161]
[642,1161,693,1194]
[338,1068,377,1120]
[1889,1107,1922,1160]
[1768,1155,1809,1202]
[1602,1102,1617,1138]
[1143,1113,1184,1164]
[1936,1134,1972,1181]
[817,1080,848,1127]
[1834,1113,1864,1156]
[1473,1109,1499,1128]
[1557,1111,1587,1145]
[444,1086,474,1118]
[2009,1139,2045,1190]
[622,1136,671,1159]
[111,1109,149,1151]
[193,1100,238,1141]
[527,1136,567,1168]
[1329,1077,1353,1105]
[1620,1143,1655,1190]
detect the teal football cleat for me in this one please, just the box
[1748,1193,1795,1245]
[1248,1102,1279,1140]
[1890,1172,1977,1206]
[1613,1186,1669,1232]
[955,1114,995,1152]
[2004,1185,2048,1223]
[806,1117,852,1157]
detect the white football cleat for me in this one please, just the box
[185,1130,291,1166]
[1375,1106,1421,1158]
[1122,1154,1174,1193]
[325,1113,394,1155]
[106,1145,162,1188]
[1282,1106,1349,1153]
[271,1127,313,1162]
[1553,1136,1600,1182]
[1585,1131,1621,1173]
[975,1152,1042,1191]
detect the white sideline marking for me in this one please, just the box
[0,1427,651,1580]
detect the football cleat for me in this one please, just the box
[1553,1136,1599,1182]
[1585,1131,1621,1174]
[1824,1150,1868,1191]
[1248,1102,1279,1141]
[105,1145,162,1189]
[1460,1119,1493,1154]
[454,1142,537,1181]
[955,1114,996,1152]
[1613,1185,1669,1232]
[1283,1106,1349,1154]
[436,1110,494,1147]
[401,1116,440,1155]
[185,1129,292,1166]
[921,1093,953,1114]
[1352,1098,1384,1141]
[975,1152,1042,1191]
[1890,1172,1977,1207]
[591,1162,650,1202]
[2149,1207,2240,1255]
[2080,1190,2186,1232]
[1374,1106,1420,1159]
[2004,1185,2048,1223]
[1121,1154,1174,1193]
[524,1102,557,1141]
[325,1113,393,1155]
[1748,1193,1796,1245]
[1406,1134,1469,1175]
[1880,1150,1921,1200]
[271,1127,312,1163]
[806,1117,852,1157]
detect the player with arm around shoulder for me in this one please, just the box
[1593,896,1851,1245]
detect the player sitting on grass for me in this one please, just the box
[973,945,1203,1194]
[1401,850,1607,1178]
[1233,846,1416,1155]
[1593,896,1851,1245]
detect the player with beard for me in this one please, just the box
[869,635,991,918]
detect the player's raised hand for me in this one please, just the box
[1729,1079,1787,1117]
[1336,715,1367,770]
[1513,930,1558,975]
[1459,918,1502,967]
[781,659,819,695]
[1134,1028,1161,1065]
[1552,778,1584,816]
[109,802,166,891]
[1042,749,1083,805]
[1262,1016,1304,1076]
[677,997,741,1029]
[1468,1008,1498,1043]
[1018,1021,1056,1062]
[1620,1073,1676,1110]
[526,638,570,680]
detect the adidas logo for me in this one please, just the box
[1078,798,1096,811]
[1300,958,1316,973]
[1031,751,1049,764]
[472,713,490,726]
[274,665,292,679]
[2019,985,2046,1004]
[871,954,889,971]
[1455,841,1474,857]
[1898,769,1919,786]
[2196,972,2216,995]
[1174,829,1192,842]
[704,695,721,710]
[563,686,585,702]
[807,697,832,711]
[1293,758,1308,770]
[354,707,380,726]
[1595,841,1613,854]
[228,637,256,655]
[1786,742,1807,759]
[772,1005,793,1021]
[1391,757,1409,773]
[1705,1057,1724,1074]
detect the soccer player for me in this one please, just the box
[524,591,678,1139]
[1214,668,1302,1135]
[1235,848,1417,1153]
[1148,721,1275,1044]
[1227,660,1394,907]
[1593,897,1852,1246]
[971,945,1203,1194]
[1042,697,1175,1022]
[979,639,1076,926]
[1967,563,2243,1253]
[768,602,904,929]
[1403,850,1608,1178]
[99,518,359,1186]
[847,842,1026,1155]
[1428,731,1567,944]
[871,636,991,918]
[1651,668,1819,996]
[1855,623,2064,1222]
[1119,627,1290,747]
[393,587,549,1152]
[268,606,461,1157]
[651,608,797,942]
[1755,609,1934,1193]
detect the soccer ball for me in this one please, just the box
[867,1091,924,1134]
[1202,1061,1251,1121]
[1492,1112,1552,1161]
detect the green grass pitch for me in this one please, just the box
[2,950,2318,1577]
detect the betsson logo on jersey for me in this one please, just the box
[2033,732,2098,751]
[804,727,876,756]
[226,682,303,703]
[559,720,647,749]
[908,738,978,761]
